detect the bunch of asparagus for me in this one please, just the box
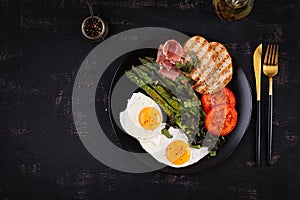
[125,57,206,145]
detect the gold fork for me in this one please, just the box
[263,44,279,166]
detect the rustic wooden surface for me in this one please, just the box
[0,0,300,199]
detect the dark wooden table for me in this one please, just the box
[1,0,300,199]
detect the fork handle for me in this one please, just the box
[256,101,261,166]
[267,94,273,166]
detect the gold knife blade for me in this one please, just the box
[253,43,262,100]
[253,43,262,166]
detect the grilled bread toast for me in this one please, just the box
[183,36,233,94]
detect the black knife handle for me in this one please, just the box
[256,101,261,166]
[267,95,273,166]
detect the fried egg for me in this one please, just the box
[119,92,209,168]
[138,127,209,168]
[120,93,164,141]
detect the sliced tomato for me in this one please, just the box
[201,87,236,114]
[205,104,238,136]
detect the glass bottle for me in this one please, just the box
[212,0,254,21]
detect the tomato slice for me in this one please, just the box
[201,87,236,114]
[205,104,238,136]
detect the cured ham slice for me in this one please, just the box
[156,39,184,80]
[156,40,184,70]
[158,68,180,81]
[162,39,183,63]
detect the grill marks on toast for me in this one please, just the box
[183,36,233,94]
[183,36,217,93]
[185,36,213,83]
[205,42,232,93]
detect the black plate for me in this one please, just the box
[107,48,252,174]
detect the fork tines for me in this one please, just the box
[264,44,279,66]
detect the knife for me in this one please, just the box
[253,43,262,166]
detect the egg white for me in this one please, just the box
[119,92,164,141]
[138,127,209,168]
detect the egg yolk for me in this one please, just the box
[166,140,191,165]
[138,107,162,130]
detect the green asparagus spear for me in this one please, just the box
[145,57,155,63]
[161,128,173,138]
[125,70,185,130]
[138,58,197,103]
[136,62,202,141]
[138,58,151,65]
[137,64,172,93]
[125,71,176,116]
[129,58,205,143]
[133,66,181,112]
[144,63,178,90]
